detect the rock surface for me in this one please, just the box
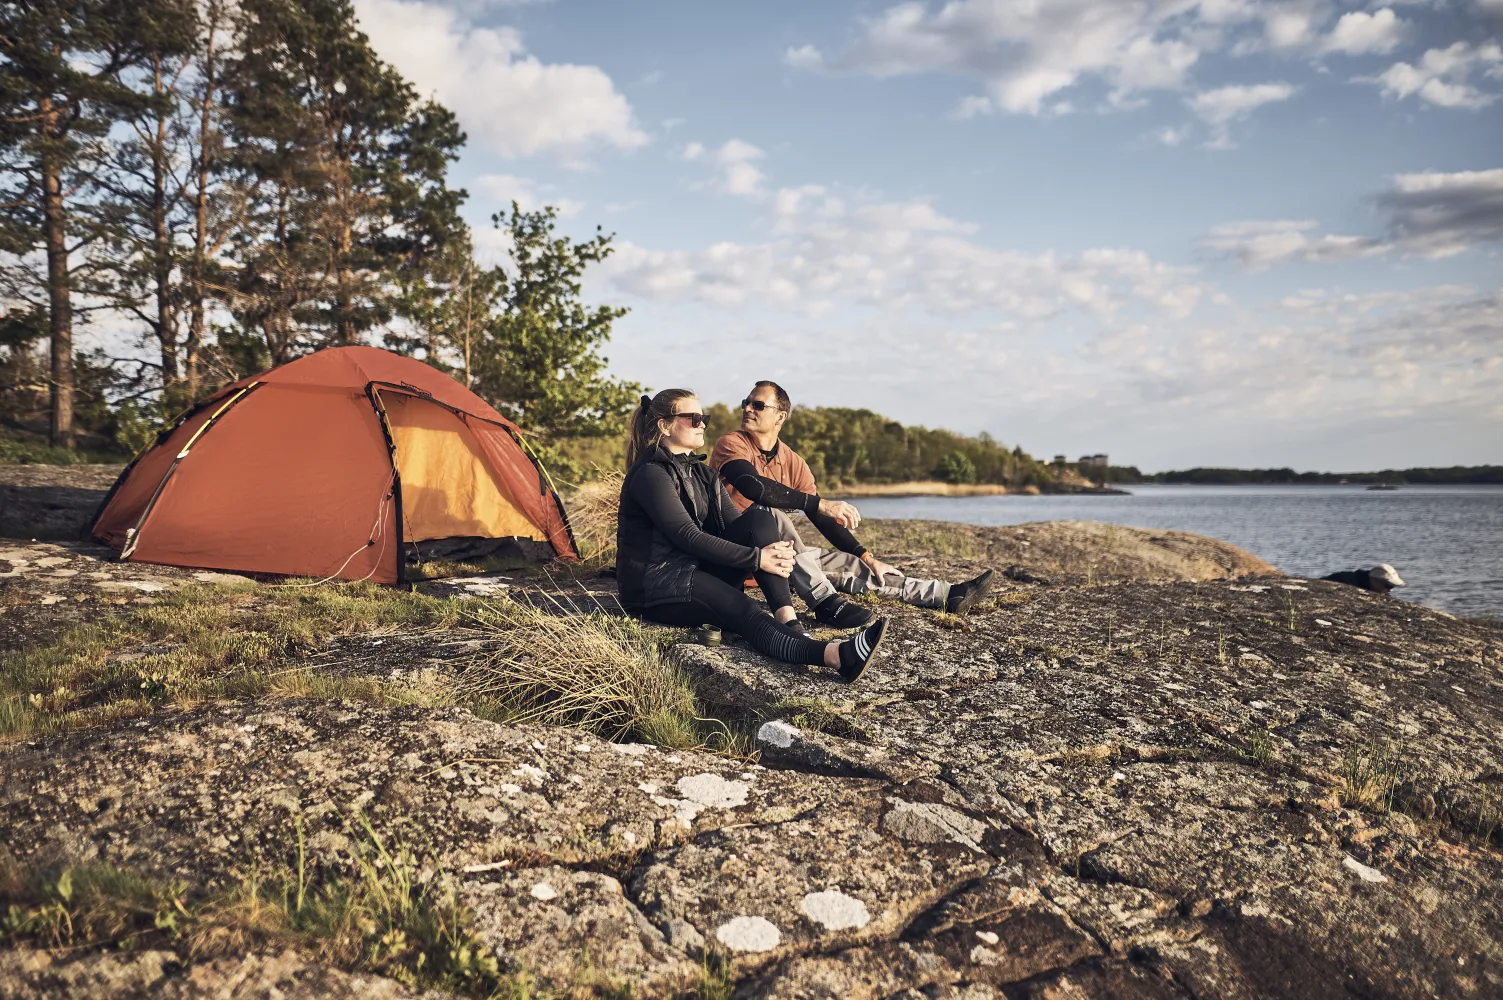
[2,464,1501,998]
[0,948,443,999]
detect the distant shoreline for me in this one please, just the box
[828,480,1128,498]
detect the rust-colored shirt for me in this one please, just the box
[708,431,817,512]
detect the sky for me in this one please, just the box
[349,0,1503,473]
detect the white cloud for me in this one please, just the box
[1078,285,1503,436]
[1153,123,1193,146]
[784,44,824,70]
[1371,41,1503,108]
[1323,8,1407,56]
[605,185,1205,320]
[1203,168,1503,268]
[683,139,767,197]
[473,173,583,217]
[1186,81,1295,146]
[1377,168,1503,257]
[353,0,647,160]
[1203,220,1387,271]
[1188,81,1297,124]
[788,0,1223,116]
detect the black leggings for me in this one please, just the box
[642,507,827,666]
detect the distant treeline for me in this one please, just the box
[698,403,1059,489]
[1104,466,1503,485]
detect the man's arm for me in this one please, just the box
[718,458,820,514]
[807,507,867,558]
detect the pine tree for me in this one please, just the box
[224,0,463,362]
[0,0,163,445]
[94,0,201,409]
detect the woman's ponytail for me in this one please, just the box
[625,388,697,468]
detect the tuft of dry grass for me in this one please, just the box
[458,595,700,748]
[1340,737,1409,812]
[565,471,624,566]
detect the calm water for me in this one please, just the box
[850,484,1503,618]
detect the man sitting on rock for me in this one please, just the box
[709,380,993,630]
[1321,564,1406,595]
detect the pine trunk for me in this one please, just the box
[152,58,178,392]
[40,96,73,448]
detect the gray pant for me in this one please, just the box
[771,510,950,610]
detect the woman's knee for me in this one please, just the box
[738,505,782,545]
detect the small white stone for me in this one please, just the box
[714,915,781,953]
[611,742,650,755]
[1278,585,1308,591]
[39,594,66,605]
[1315,619,1332,626]
[756,719,799,748]
[1342,856,1388,883]
[676,773,749,810]
[574,743,592,753]
[499,783,523,795]
[1111,771,1127,781]
[969,945,1001,965]
[530,881,558,900]
[975,930,1000,945]
[801,890,870,931]
[531,740,547,751]
[638,782,661,795]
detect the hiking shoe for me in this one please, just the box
[945,569,994,615]
[837,617,890,683]
[813,593,874,628]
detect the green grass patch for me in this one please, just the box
[1,817,520,998]
[0,581,462,741]
[0,434,128,465]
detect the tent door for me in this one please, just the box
[379,392,547,544]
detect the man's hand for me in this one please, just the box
[817,498,862,530]
[757,540,795,578]
[860,552,899,582]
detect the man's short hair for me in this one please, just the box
[753,380,791,413]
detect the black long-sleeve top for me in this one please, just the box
[718,458,866,557]
[628,458,759,570]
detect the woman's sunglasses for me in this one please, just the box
[740,398,783,413]
[671,412,709,428]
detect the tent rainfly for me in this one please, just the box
[90,346,578,583]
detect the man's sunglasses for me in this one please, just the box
[741,398,784,413]
[671,412,709,428]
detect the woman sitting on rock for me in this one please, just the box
[616,389,891,683]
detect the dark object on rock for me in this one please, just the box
[693,625,722,647]
[946,568,994,614]
[1322,564,1405,594]
[1003,565,1048,585]
[814,593,874,628]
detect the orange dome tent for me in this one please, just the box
[91,346,578,583]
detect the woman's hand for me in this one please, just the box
[757,540,795,578]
